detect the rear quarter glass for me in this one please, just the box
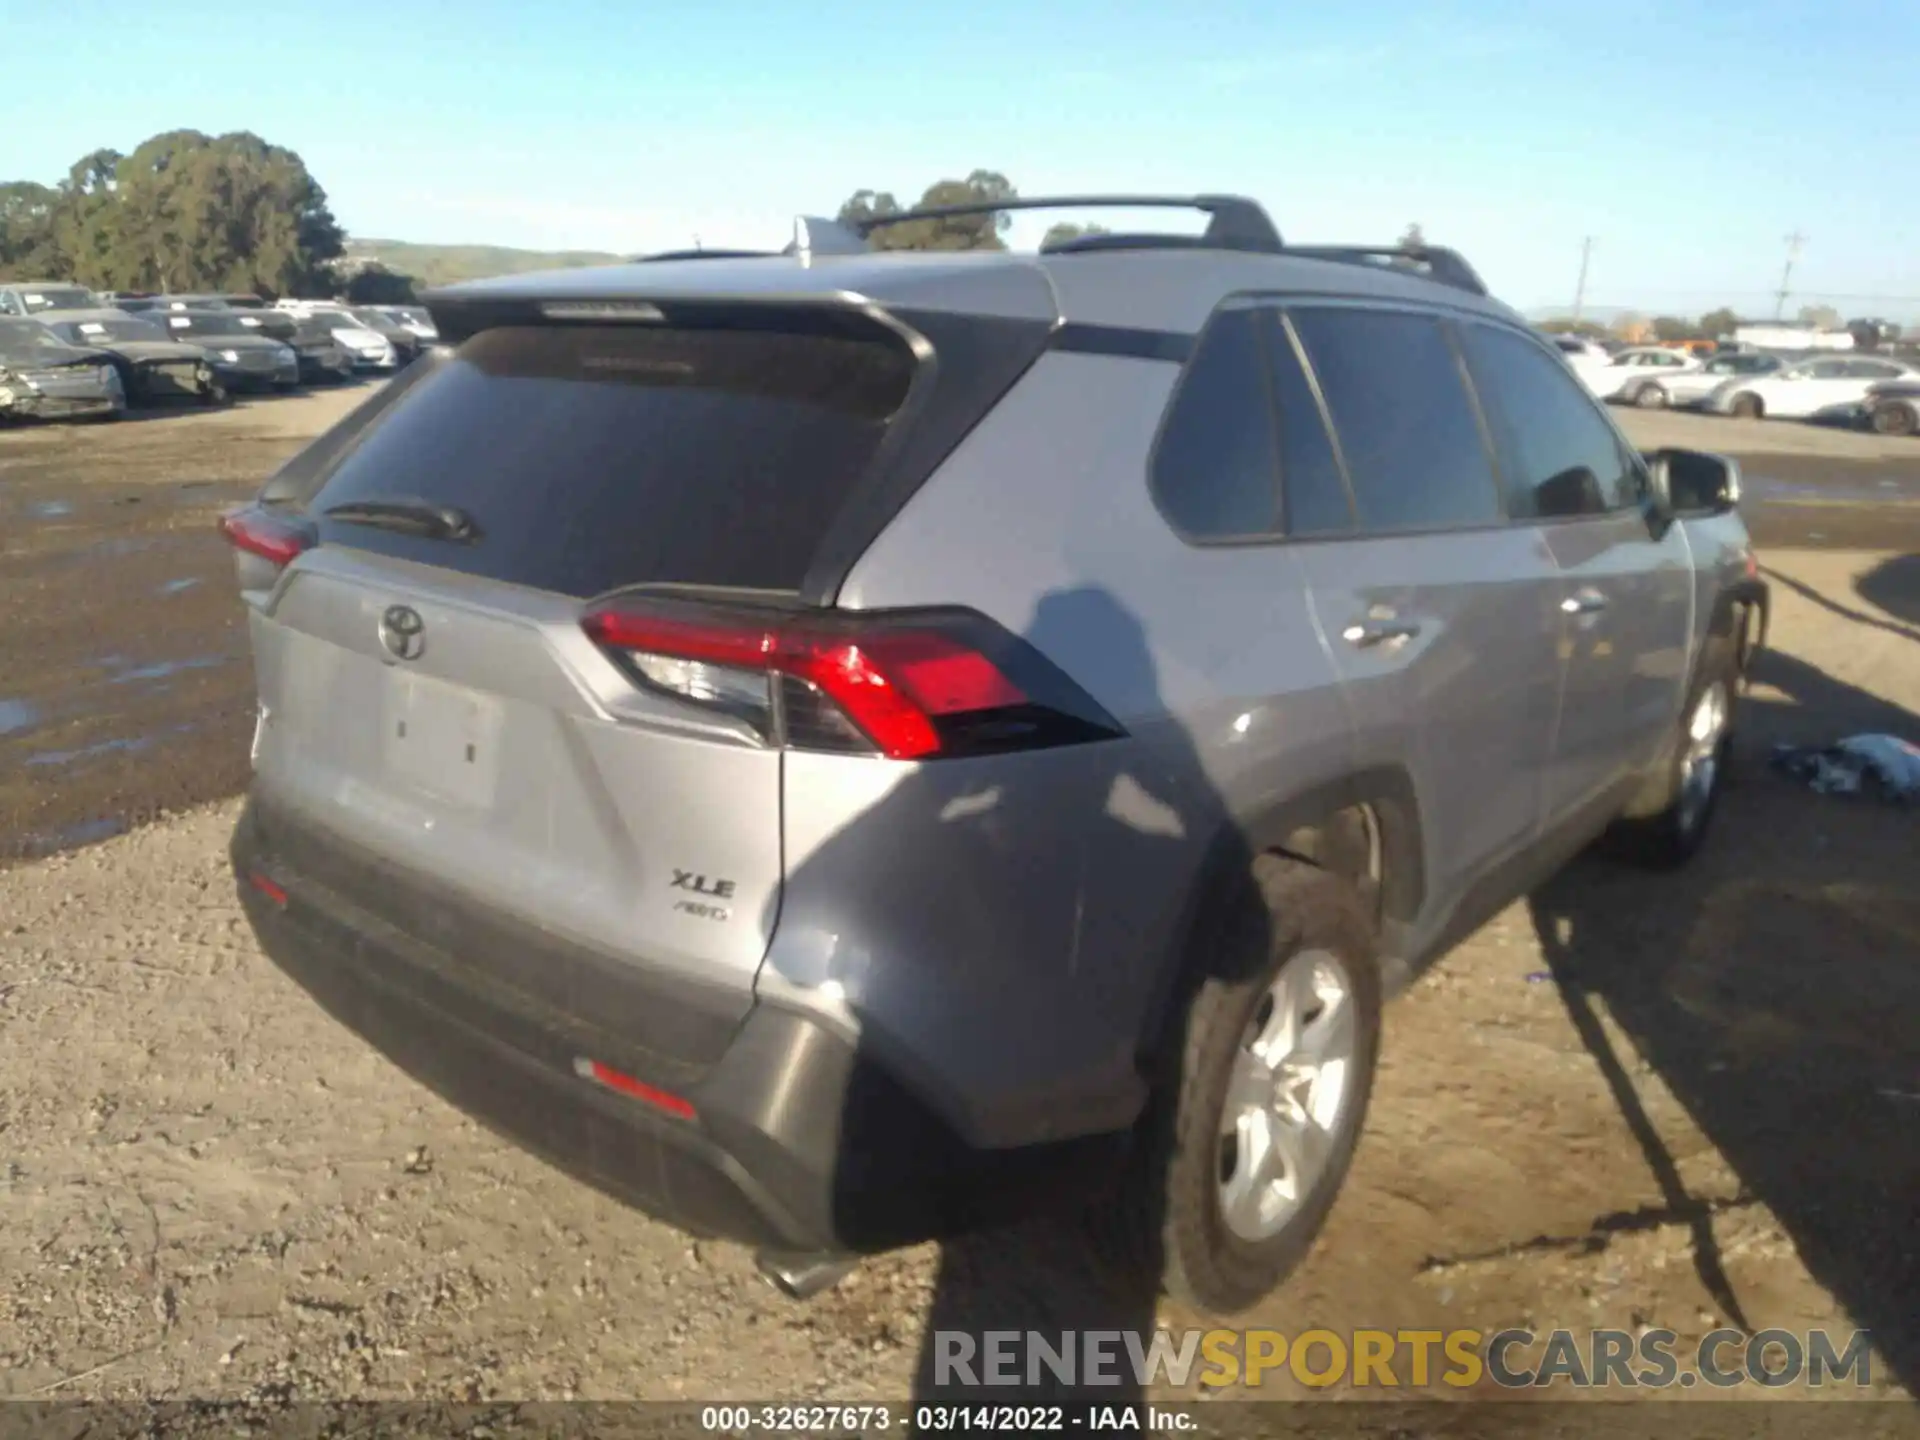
[306,322,916,598]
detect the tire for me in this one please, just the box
[1090,856,1382,1316]
[1633,382,1668,409]
[1729,392,1764,420]
[1871,401,1918,437]
[1607,644,1740,869]
[200,381,230,407]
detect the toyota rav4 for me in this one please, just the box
[222,195,1769,1314]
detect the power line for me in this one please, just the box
[1571,236,1593,322]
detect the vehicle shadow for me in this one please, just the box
[1855,552,1920,630]
[1528,638,1920,1391]
[1759,560,1920,644]
[776,585,1272,1414]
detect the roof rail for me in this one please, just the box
[634,247,777,262]
[1283,244,1489,297]
[770,194,1494,295]
[851,194,1285,254]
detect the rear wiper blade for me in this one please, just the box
[322,496,481,543]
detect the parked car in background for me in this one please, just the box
[0,316,125,420]
[1862,379,1920,437]
[228,308,300,343]
[304,310,399,370]
[1575,345,1706,407]
[345,306,425,363]
[151,309,301,391]
[1549,335,1610,363]
[1701,354,1920,421]
[288,314,360,384]
[1651,351,1787,410]
[0,282,101,318]
[219,196,1769,1318]
[373,304,438,342]
[34,309,227,405]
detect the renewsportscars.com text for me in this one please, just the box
[933,1327,1876,1390]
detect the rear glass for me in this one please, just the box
[309,322,915,596]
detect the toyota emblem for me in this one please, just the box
[379,604,426,661]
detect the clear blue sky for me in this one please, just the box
[5,0,1916,319]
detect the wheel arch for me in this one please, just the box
[1135,766,1425,1070]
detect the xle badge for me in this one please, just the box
[671,868,734,922]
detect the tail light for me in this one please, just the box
[581,597,1124,761]
[219,505,314,567]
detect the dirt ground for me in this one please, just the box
[1,389,1917,1413]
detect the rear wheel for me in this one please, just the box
[1632,382,1669,409]
[1091,856,1381,1316]
[1729,392,1764,420]
[1871,400,1918,437]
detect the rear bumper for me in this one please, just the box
[230,794,1122,1254]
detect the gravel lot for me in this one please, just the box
[2,391,1917,1412]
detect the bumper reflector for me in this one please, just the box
[573,1056,696,1120]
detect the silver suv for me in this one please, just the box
[222,196,1769,1315]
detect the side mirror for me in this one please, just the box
[1645,448,1740,516]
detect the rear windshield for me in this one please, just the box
[308,321,916,596]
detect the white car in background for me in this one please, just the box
[1549,335,1611,364]
[301,309,398,370]
[1700,354,1920,421]
[1656,351,1788,409]
[1574,345,1706,407]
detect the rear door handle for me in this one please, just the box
[1342,616,1422,648]
[1561,587,1609,615]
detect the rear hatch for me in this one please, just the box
[224,281,1061,1042]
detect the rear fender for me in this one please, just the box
[1136,766,1427,1070]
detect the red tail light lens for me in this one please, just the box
[219,505,314,567]
[581,599,1122,761]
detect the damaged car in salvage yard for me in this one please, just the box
[0,315,125,422]
[35,309,228,406]
[151,308,301,392]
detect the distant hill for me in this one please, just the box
[343,238,627,288]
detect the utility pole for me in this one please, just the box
[1571,236,1593,324]
[1774,230,1806,319]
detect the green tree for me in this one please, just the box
[44,148,123,282]
[836,171,1016,251]
[1399,222,1426,249]
[84,130,344,296]
[0,181,62,276]
[1651,315,1700,342]
[1041,221,1110,248]
[1698,307,1741,339]
[1797,303,1842,330]
[344,265,419,304]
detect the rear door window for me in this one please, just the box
[1288,307,1501,532]
[1149,308,1281,539]
[307,321,915,597]
[1457,322,1640,518]
[1266,313,1353,535]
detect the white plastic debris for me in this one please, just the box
[1770,734,1920,805]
